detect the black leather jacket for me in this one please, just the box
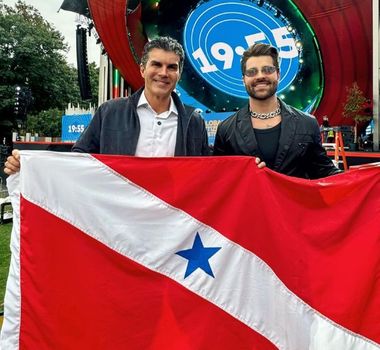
[213,100,341,179]
[73,88,209,156]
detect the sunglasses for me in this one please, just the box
[244,66,277,77]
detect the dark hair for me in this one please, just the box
[240,43,279,75]
[141,36,185,73]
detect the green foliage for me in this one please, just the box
[0,222,12,307]
[68,62,99,109]
[343,82,371,124]
[0,0,99,135]
[88,62,99,107]
[342,82,372,143]
[0,1,69,111]
[27,108,63,137]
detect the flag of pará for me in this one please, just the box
[1,151,380,350]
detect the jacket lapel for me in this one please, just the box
[273,101,298,170]
[236,106,262,157]
[172,91,189,156]
[122,89,143,155]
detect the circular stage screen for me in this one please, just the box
[142,0,324,141]
[183,0,300,99]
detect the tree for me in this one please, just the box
[342,82,372,144]
[25,62,99,138]
[26,108,62,137]
[68,61,99,109]
[0,0,98,139]
[87,62,99,107]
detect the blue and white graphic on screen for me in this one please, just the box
[61,114,92,142]
[184,0,300,98]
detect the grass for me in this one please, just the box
[0,222,12,308]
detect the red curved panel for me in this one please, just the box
[294,0,372,126]
[127,3,146,62]
[89,0,372,130]
[88,0,145,90]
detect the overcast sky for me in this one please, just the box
[5,0,100,67]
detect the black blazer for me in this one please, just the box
[73,88,210,156]
[213,100,341,179]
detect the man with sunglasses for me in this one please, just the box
[213,43,341,179]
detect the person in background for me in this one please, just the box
[4,36,209,175]
[213,43,341,179]
[321,116,334,143]
[322,115,330,128]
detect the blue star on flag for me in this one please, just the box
[176,232,221,279]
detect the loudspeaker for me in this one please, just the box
[76,27,92,100]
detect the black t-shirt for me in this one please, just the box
[253,123,281,168]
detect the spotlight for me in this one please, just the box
[274,9,281,17]
[257,0,264,7]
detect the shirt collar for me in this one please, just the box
[137,90,178,117]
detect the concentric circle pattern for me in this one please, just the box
[183,0,299,98]
[89,0,372,131]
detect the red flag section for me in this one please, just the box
[93,155,380,344]
[1,153,379,349]
[19,198,274,350]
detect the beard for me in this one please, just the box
[245,79,278,100]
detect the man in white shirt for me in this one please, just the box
[71,36,209,157]
[135,90,178,157]
[4,36,209,174]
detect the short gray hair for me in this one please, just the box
[140,36,185,73]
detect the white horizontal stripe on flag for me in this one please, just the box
[14,151,380,350]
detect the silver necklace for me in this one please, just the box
[250,104,281,120]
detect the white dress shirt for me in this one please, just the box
[135,91,178,157]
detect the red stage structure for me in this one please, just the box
[87,0,372,127]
